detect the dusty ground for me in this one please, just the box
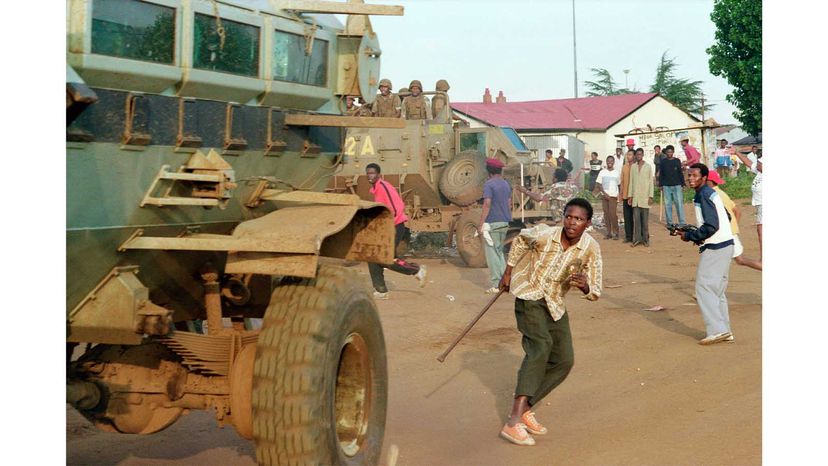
[67,204,762,465]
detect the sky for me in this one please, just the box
[361,0,739,124]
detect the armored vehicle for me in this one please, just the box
[66,1,404,464]
[329,89,562,267]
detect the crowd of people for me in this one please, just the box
[588,139,762,267]
[360,141,762,446]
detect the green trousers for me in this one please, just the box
[514,298,574,406]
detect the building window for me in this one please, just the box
[272,30,328,86]
[91,0,175,64]
[193,13,259,77]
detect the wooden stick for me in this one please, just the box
[437,289,505,362]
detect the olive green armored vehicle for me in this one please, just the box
[66,1,404,464]
[329,89,561,267]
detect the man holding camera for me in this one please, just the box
[672,163,735,345]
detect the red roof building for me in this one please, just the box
[451,90,701,167]
[453,93,660,131]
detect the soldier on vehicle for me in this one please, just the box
[432,79,450,120]
[372,78,402,118]
[357,97,374,116]
[401,79,430,120]
[344,95,361,116]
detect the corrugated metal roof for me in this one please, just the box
[452,93,659,131]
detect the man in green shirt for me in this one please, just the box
[627,148,654,247]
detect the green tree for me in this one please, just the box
[649,51,712,117]
[584,68,638,96]
[707,0,762,135]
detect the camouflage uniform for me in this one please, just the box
[401,80,430,120]
[543,181,578,222]
[373,78,402,118]
[431,79,450,120]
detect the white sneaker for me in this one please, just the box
[698,332,732,345]
[725,334,735,343]
[415,265,427,288]
[373,291,389,300]
[485,287,500,294]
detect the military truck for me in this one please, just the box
[329,89,562,267]
[66,1,405,464]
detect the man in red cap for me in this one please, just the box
[479,158,512,293]
[625,138,636,152]
[706,170,761,270]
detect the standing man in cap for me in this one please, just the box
[479,158,512,294]
[365,163,428,299]
[401,80,430,120]
[496,198,603,446]
[372,78,401,118]
[673,163,735,345]
[628,148,654,247]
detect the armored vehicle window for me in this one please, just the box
[194,14,260,77]
[501,128,529,151]
[272,30,328,86]
[460,132,487,155]
[91,0,175,64]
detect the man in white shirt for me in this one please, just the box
[735,147,763,260]
[594,155,622,239]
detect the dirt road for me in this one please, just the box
[67,206,762,465]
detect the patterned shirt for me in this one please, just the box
[507,225,603,321]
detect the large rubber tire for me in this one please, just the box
[455,210,487,268]
[252,265,387,466]
[439,150,488,206]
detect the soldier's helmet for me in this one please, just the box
[408,80,423,91]
[435,79,450,92]
[379,78,392,88]
[398,87,410,95]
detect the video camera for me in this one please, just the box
[666,223,698,236]
[666,223,702,245]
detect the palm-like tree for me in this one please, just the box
[582,52,712,117]
[649,52,712,116]
[583,68,637,97]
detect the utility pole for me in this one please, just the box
[701,93,706,121]
[572,0,578,98]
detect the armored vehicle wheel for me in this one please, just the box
[439,150,488,206]
[252,265,387,466]
[455,210,487,268]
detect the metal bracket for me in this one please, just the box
[122,93,151,147]
[224,103,248,153]
[177,98,202,150]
